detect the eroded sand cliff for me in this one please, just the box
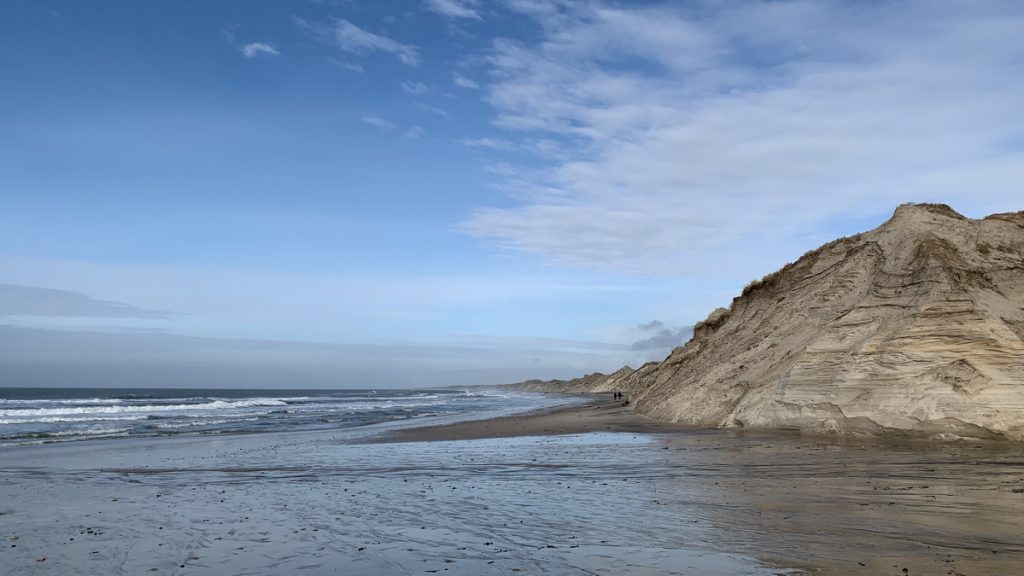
[519,204,1024,440]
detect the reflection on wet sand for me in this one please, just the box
[1,421,1022,575]
[650,432,1024,575]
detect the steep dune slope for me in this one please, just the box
[521,204,1024,440]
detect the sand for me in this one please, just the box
[517,205,1024,441]
[366,395,691,442]
[2,397,1024,575]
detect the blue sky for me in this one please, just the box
[2,0,1024,387]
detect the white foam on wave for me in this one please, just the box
[458,390,514,399]
[324,400,445,411]
[149,418,254,429]
[0,398,289,419]
[309,394,440,403]
[48,426,131,437]
[0,397,124,406]
[0,426,133,441]
[0,414,148,425]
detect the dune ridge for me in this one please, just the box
[517,203,1024,440]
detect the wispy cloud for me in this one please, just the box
[406,126,426,139]
[0,283,173,319]
[414,102,450,117]
[460,137,518,150]
[241,42,279,58]
[297,17,420,66]
[425,0,481,20]
[0,324,626,388]
[330,58,364,73]
[453,73,480,89]
[362,114,395,130]
[461,1,1024,276]
[401,81,430,95]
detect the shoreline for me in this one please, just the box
[368,392,1023,448]
[4,393,1024,575]
[365,393,696,443]
[0,387,574,448]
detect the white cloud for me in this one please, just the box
[0,254,667,348]
[297,17,420,66]
[330,58,364,73]
[402,81,430,95]
[0,283,173,319]
[362,114,395,130]
[462,1,1024,277]
[425,0,481,20]
[0,324,626,388]
[414,102,450,116]
[453,72,480,89]
[406,126,426,138]
[460,137,518,150]
[241,42,279,58]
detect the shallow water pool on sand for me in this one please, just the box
[1,426,1023,575]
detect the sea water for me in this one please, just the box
[0,387,570,445]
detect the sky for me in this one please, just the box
[2,0,1024,388]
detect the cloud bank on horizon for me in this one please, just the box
[1,0,1022,386]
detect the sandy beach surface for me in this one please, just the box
[3,396,1024,575]
[365,397,688,442]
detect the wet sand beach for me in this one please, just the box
[2,398,1024,575]
[366,396,689,442]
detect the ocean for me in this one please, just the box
[0,387,569,445]
[3,389,1023,574]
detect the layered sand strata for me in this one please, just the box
[520,204,1024,440]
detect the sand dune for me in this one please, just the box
[519,204,1024,440]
